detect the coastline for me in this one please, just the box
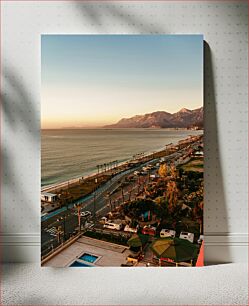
[42,129,204,188]
[42,149,158,192]
[41,132,204,194]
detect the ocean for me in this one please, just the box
[41,129,202,187]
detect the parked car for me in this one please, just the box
[80,211,92,217]
[99,217,108,224]
[142,225,156,236]
[103,222,122,230]
[160,229,176,238]
[84,221,94,229]
[140,171,148,176]
[126,253,143,264]
[179,231,194,243]
[124,224,138,233]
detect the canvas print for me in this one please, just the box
[41,35,204,267]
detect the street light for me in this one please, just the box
[92,178,98,220]
[74,204,82,232]
[56,216,66,243]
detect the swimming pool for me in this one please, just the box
[79,253,98,263]
[70,261,92,267]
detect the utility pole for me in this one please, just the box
[74,204,81,232]
[93,191,96,220]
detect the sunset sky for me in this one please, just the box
[41,35,203,129]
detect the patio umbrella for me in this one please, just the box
[150,237,198,263]
[128,234,148,248]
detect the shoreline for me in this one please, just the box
[42,127,204,131]
[41,146,160,190]
[41,133,203,193]
[42,159,126,192]
[41,149,158,192]
[41,143,175,191]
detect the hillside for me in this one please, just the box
[104,107,203,129]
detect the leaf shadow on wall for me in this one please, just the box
[74,2,164,33]
[1,66,40,266]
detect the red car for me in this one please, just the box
[142,225,156,236]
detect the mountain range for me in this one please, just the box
[104,107,203,129]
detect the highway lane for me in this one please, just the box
[42,150,178,232]
[41,156,161,222]
[41,161,154,254]
[41,176,147,256]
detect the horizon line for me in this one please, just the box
[42,105,203,129]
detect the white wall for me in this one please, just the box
[1,1,248,263]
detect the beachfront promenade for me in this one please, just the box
[41,134,203,262]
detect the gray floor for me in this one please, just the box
[2,263,248,305]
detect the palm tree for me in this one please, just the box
[165,143,173,154]
[159,163,168,177]
[106,192,112,212]
[121,183,126,204]
[127,185,133,201]
[56,225,62,244]
[170,163,177,179]
[166,181,179,214]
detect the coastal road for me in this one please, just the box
[41,156,160,222]
[41,160,155,254]
[41,140,202,255]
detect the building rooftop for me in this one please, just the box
[41,192,57,197]
[43,235,131,267]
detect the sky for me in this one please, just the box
[41,35,203,129]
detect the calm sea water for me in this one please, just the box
[41,129,202,186]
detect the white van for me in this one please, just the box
[124,224,138,233]
[103,222,122,230]
[179,231,194,243]
[160,229,176,238]
[142,166,148,171]
[99,217,108,224]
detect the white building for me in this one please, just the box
[41,192,58,203]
